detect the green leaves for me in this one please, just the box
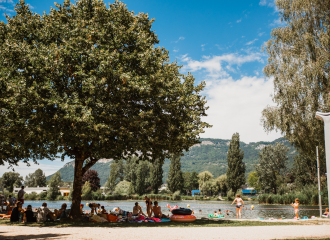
[262,0,329,174]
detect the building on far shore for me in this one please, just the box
[13,186,71,197]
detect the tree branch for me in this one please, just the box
[82,157,98,175]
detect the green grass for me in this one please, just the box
[0,219,301,228]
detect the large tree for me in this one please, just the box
[167,154,183,193]
[25,169,47,187]
[226,133,245,194]
[261,0,330,174]
[0,0,210,218]
[0,172,23,192]
[256,143,289,194]
[81,169,100,191]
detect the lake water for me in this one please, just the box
[23,200,325,220]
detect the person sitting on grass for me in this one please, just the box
[54,203,68,219]
[100,206,107,214]
[89,203,100,214]
[10,201,23,222]
[24,205,36,223]
[323,208,329,217]
[152,201,169,219]
[133,202,147,217]
[37,202,55,222]
[80,204,84,215]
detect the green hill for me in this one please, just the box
[47,137,296,185]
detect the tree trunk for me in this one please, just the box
[69,156,84,219]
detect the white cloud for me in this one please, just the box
[270,18,286,27]
[236,19,241,23]
[259,0,278,12]
[0,5,6,10]
[246,38,258,45]
[258,32,265,37]
[27,3,34,9]
[201,44,206,51]
[173,36,185,43]
[201,76,282,143]
[181,53,263,78]
[173,48,179,52]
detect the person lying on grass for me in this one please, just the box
[133,202,147,217]
[152,201,169,219]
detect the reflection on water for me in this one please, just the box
[23,200,324,220]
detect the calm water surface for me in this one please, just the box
[23,200,325,220]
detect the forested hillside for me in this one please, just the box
[47,137,296,185]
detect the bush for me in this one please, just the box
[227,189,234,201]
[38,192,47,200]
[172,190,181,200]
[56,195,64,200]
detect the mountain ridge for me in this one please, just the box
[47,137,296,185]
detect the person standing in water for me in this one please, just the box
[231,194,245,219]
[145,196,152,217]
[291,198,300,219]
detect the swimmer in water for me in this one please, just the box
[231,194,245,219]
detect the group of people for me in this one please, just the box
[132,196,168,219]
[10,202,68,223]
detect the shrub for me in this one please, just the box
[172,190,181,200]
[227,189,234,201]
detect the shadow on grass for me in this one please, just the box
[0,219,299,228]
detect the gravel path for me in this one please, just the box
[0,224,330,240]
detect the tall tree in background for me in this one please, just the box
[47,172,62,200]
[0,0,210,218]
[106,161,119,192]
[149,159,163,194]
[256,143,289,194]
[25,169,47,187]
[197,171,213,196]
[167,154,183,193]
[0,172,23,192]
[190,171,199,190]
[261,0,330,175]
[135,160,150,195]
[226,133,245,194]
[183,172,192,195]
[82,169,100,192]
[215,174,227,195]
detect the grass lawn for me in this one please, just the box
[0,219,302,228]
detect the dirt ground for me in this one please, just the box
[0,222,330,240]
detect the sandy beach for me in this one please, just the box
[1,220,329,240]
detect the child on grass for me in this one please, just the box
[291,198,299,219]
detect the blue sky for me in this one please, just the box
[0,0,284,177]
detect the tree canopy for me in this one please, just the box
[261,0,329,174]
[0,172,23,192]
[81,169,100,191]
[25,169,47,187]
[0,0,210,218]
[256,143,289,194]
